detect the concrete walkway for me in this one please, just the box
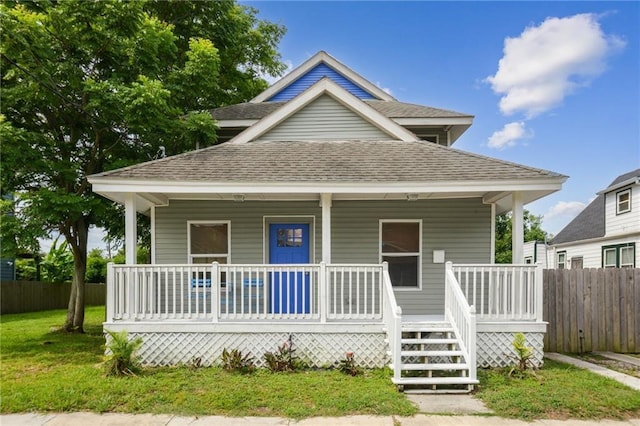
[546,353,640,391]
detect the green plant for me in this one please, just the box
[509,332,536,377]
[40,237,73,283]
[104,330,143,376]
[264,337,300,372]
[221,348,255,374]
[338,351,362,376]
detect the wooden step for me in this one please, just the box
[401,362,468,371]
[401,338,457,345]
[401,350,464,357]
[402,326,454,333]
[392,376,479,386]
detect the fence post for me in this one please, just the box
[535,262,544,322]
[211,262,219,323]
[106,262,115,322]
[319,262,327,323]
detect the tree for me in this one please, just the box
[495,210,549,263]
[1,0,286,332]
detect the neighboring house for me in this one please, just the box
[549,169,639,269]
[523,240,551,268]
[89,51,566,391]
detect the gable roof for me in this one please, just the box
[551,168,640,245]
[251,51,395,103]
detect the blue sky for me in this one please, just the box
[54,1,638,253]
[244,0,640,236]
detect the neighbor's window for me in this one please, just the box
[557,252,567,269]
[603,243,636,268]
[617,189,631,214]
[524,256,533,264]
[188,221,230,264]
[380,220,421,288]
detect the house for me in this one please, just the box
[89,51,566,391]
[549,169,639,269]
[523,240,551,268]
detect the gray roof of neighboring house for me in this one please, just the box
[551,168,640,245]
[93,139,563,183]
[210,101,472,121]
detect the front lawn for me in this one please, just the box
[0,307,415,418]
[476,359,640,420]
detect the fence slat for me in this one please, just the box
[543,268,638,353]
[1,281,106,314]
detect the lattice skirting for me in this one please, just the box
[476,332,544,368]
[107,330,389,369]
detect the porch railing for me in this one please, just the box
[381,262,402,383]
[106,262,383,322]
[444,262,477,382]
[452,263,544,322]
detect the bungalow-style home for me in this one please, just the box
[548,169,639,269]
[89,51,566,391]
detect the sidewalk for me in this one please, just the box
[2,412,640,426]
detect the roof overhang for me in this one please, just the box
[90,177,565,214]
[597,176,639,195]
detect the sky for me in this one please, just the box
[44,1,640,253]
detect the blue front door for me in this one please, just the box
[269,224,310,314]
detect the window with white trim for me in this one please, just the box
[188,221,230,264]
[617,189,631,214]
[557,251,566,269]
[380,220,421,288]
[602,243,635,268]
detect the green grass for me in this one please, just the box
[476,360,640,420]
[0,307,415,418]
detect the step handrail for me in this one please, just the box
[381,262,402,383]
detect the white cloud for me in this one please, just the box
[376,81,393,96]
[487,121,531,149]
[544,200,587,221]
[486,13,625,117]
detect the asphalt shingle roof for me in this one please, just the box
[210,101,472,121]
[94,140,563,183]
[551,168,640,244]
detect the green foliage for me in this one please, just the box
[40,237,73,283]
[337,351,362,376]
[104,330,143,377]
[264,340,301,372]
[495,210,550,263]
[15,258,38,280]
[221,348,255,374]
[508,333,536,377]
[1,0,286,330]
[86,248,107,283]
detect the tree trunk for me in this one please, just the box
[63,218,89,333]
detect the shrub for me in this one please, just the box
[264,339,300,372]
[221,348,255,374]
[509,332,536,377]
[104,330,143,376]
[338,351,361,376]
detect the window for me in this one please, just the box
[524,256,533,264]
[557,252,566,269]
[617,189,631,214]
[188,221,230,264]
[602,243,635,268]
[380,220,421,288]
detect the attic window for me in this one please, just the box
[617,189,631,214]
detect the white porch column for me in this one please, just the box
[124,193,137,265]
[511,191,524,264]
[320,193,332,263]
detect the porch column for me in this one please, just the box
[511,191,524,264]
[320,193,332,263]
[124,193,137,264]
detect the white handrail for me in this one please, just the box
[445,262,477,383]
[381,262,402,383]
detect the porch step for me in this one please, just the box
[401,363,468,371]
[402,325,454,333]
[401,350,463,357]
[392,377,479,386]
[401,338,457,345]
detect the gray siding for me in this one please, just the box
[258,95,391,141]
[331,199,491,315]
[154,198,492,315]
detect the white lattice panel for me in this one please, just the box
[121,331,388,368]
[476,332,544,368]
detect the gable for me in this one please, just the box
[268,63,377,102]
[257,94,391,141]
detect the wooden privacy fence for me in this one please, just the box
[543,268,639,353]
[1,281,106,314]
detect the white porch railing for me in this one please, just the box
[451,263,544,321]
[381,262,402,383]
[444,262,477,382]
[106,262,383,322]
